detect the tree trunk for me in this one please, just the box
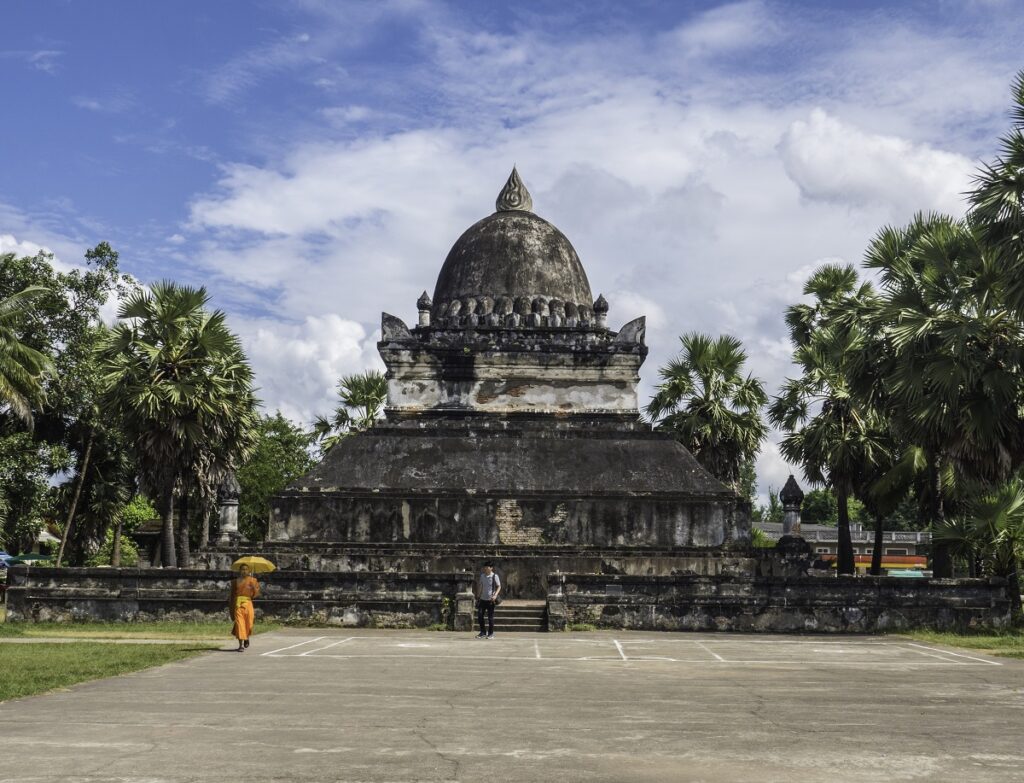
[870,513,884,576]
[928,456,952,577]
[55,431,94,568]
[836,483,855,575]
[160,484,177,568]
[111,515,123,567]
[1004,552,1022,625]
[178,487,191,568]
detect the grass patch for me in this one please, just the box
[0,619,280,640]
[901,628,1024,659]
[0,642,214,702]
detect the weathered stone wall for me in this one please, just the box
[546,573,1011,633]
[5,567,474,630]
[270,493,748,551]
[193,542,761,600]
[380,321,646,416]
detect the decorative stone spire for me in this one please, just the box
[780,475,804,505]
[495,166,533,213]
[417,291,432,327]
[780,474,804,537]
[593,294,609,328]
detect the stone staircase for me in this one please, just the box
[491,600,547,632]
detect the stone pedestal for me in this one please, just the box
[216,471,241,544]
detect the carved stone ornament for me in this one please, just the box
[495,166,533,213]
[217,471,241,505]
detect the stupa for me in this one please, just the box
[19,169,1006,633]
[265,169,751,596]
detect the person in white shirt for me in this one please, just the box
[473,561,502,639]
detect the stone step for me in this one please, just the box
[495,608,546,618]
[491,621,547,630]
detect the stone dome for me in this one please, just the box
[431,169,593,319]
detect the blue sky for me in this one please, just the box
[2,0,1022,500]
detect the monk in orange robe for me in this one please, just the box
[229,564,260,652]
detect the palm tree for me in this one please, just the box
[934,479,1024,621]
[645,333,768,491]
[0,285,53,428]
[770,264,890,575]
[970,71,1024,317]
[99,282,258,567]
[860,213,1024,574]
[313,370,388,452]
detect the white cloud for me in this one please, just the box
[779,109,976,218]
[0,233,53,260]
[667,0,780,59]
[171,1,1024,498]
[236,314,383,425]
[200,32,319,105]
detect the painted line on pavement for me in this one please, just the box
[261,636,327,656]
[905,642,1002,666]
[258,652,995,666]
[694,640,725,661]
[300,637,356,656]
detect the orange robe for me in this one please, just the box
[229,576,260,641]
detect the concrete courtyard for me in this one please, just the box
[1,629,1022,783]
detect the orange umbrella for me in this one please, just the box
[231,556,275,574]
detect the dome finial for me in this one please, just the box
[496,166,533,213]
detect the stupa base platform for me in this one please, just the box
[7,564,1011,634]
[5,567,475,630]
[192,541,766,600]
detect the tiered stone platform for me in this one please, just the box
[194,542,761,600]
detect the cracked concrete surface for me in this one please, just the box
[1,630,1022,783]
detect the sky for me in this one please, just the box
[2,0,1022,504]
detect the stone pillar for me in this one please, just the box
[593,294,609,329]
[780,474,805,537]
[216,471,241,544]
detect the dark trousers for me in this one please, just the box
[477,599,495,635]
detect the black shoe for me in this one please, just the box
[476,632,486,638]
[243,639,249,648]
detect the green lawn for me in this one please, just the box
[902,629,1024,659]
[0,642,216,702]
[0,617,280,639]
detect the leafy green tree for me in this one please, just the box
[801,489,835,526]
[646,333,768,491]
[0,429,69,552]
[736,459,758,507]
[1,244,138,564]
[0,285,53,427]
[99,282,258,567]
[312,370,388,453]
[237,412,315,541]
